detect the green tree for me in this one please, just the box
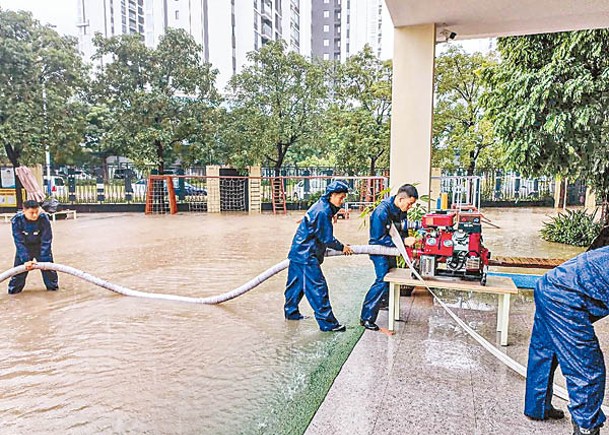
[225,41,327,176]
[0,8,88,202]
[483,29,609,224]
[324,46,392,175]
[433,46,500,175]
[91,29,220,174]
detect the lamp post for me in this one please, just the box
[42,85,51,196]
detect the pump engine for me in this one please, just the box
[406,210,490,285]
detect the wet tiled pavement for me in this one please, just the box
[306,287,609,435]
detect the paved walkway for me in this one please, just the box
[305,287,606,435]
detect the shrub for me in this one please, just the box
[540,209,602,247]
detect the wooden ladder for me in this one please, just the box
[271,177,287,214]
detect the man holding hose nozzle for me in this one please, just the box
[7,199,59,294]
[524,225,609,435]
[360,184,419,331]
[284,180,354,332]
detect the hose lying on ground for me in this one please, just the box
[0,245,399,305]
[2,242,597,411]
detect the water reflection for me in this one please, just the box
[0,208,579,433]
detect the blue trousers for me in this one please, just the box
[284,261,340,331]
[8,252,59,294]
[360,255,396,323]
[524,283,608,428]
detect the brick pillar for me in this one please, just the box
[248,166,261,213]
[206,165,221,213]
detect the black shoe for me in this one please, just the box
[47,287,59,292]
[573,423,602,435]
[286,314,308,320]
[8,288,23,295]
[328,324,346,332]
[360,320,380,331]
[379,306,389,311]
[547,406,565,420]
[526,406,565,421]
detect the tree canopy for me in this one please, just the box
[433,46,500,175]
[224,41,327,175]
[324,46,392,175]
[483,29,609,222]
[91,28,220,173]
[0,8,87,168]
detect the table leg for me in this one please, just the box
[496,295,504,332]
[500,294,510,346]
[388,282,396,331]
[394,285,401,322]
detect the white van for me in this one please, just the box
[43,176,66,196]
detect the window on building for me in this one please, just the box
[323,10,329,18]
[323,0,329,3]
[323,25,329,32]
[175,10,179,19]
[323,39,329,47]
[323,53,330,60]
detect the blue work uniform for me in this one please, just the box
[360,196,408,323]
[284,189,346,331]
[524,246,609,429]
[8,212,58,294]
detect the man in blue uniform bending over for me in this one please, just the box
[284,180,354,332]
[524,226,609,435]
[8,200,59,294]
[360,184,418,331]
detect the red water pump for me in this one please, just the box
[406,210,490,285]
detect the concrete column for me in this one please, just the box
[390,23,436,204]
[206,165,221,213]
[248,166,261,213]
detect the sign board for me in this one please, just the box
[0,188,25,208]
[1,167,15,188]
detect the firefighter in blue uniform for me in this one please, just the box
[8,200,59,294]
[284,180,354,332]
[524,226,609,435]
[360,184,418,331]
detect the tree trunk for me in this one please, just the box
[369,157,377,177]
[155,140,165,174]
[467,150,477,176]
[601,193,609,227]
[4,143,24,209]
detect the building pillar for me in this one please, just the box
[206,165,221,213]
[389,23,436,204]
[248,166,261,213]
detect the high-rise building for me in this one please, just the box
[309,0,392,61]
[76,0,145,66]
[76,0,311,89]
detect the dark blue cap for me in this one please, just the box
[325,180,349,195]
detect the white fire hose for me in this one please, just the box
[0,245,399,305]
[1,236,599,412]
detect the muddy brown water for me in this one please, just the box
[0,208,581,433]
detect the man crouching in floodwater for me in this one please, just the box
[7,200,59,294]
[284,180,354,332]
[524,226,609,435]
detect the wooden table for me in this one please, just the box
[384,268,518,346]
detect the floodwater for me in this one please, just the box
[0,207,581,434]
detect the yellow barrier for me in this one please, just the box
[0,188,26,208]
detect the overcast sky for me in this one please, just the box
[0,0,77,36]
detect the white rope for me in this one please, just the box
[0,245,399,305]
